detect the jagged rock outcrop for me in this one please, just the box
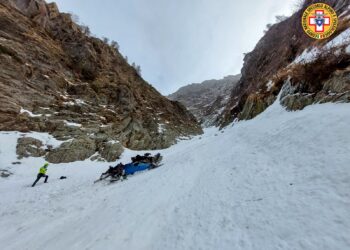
[0,0,202,162]
[45,136,97,163]
[169,75,240,127]
[220,0,350,127]
[98,141,124,162]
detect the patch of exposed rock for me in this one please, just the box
[98,141,124,162]
[0,169,13,178]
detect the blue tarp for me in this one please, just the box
[123,162,151,175]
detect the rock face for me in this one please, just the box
[46,136,97,163]
[0,0,202,162]
[169,75,240,127]
[98,141,124,162]
[220,0,350,127]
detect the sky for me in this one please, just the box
[54,0,296,95]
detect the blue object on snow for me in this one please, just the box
[123,162,151,175]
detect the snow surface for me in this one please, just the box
[325,28,350,50]
[1,100,350,250]
[64,121,82,127]
[346,44,350,54]
[158,123,166,133]
[75,99,86,105]
[20,108,42,117]
[63,101,75,106]
[266,80,274,91]
[293,47,320,64]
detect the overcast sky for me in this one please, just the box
[54,0,296,95]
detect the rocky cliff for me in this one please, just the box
[169,75,240,127]
[0,0,202,163]
[220,0,350,127]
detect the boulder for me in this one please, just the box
[279,80,314,111]
[281,94,314,111]
[46,136,96,163]
[98,141,124,162]
[16,137,46,159]
[0,169,13,178]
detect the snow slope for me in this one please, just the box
[0,99,350,250]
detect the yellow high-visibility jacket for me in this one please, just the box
[39,167,47,174]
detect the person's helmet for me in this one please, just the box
[44,162,49,168]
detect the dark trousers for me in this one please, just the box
[32,173,48,187]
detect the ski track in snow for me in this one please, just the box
[0,100,350,250]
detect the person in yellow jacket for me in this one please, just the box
[32,163,49,187]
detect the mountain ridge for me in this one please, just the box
[169,75,240,127]
[0,0,202,163]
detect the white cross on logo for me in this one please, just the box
[309,10,330,32]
